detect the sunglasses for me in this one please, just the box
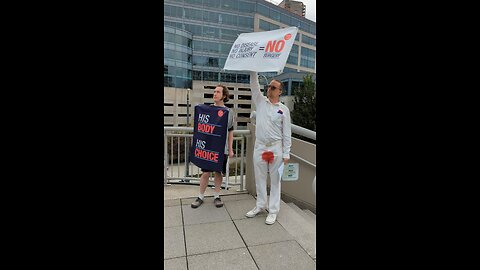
[267,85,279,90]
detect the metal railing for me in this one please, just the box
[164,115,317,197]
[164,127,250,191]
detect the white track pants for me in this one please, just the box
[253,141,283,214]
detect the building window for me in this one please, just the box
[257,3,269,17]
[185,7,203,21]
[164,76,174,87]
[287,44,298,65]
[238,1,255,13]
[302,35,316,47]
[259,19,279,31]
[203,10,219,23]
[270,9,280,22]
[203,26,220,38]
[283,67,298,73]
[300,47,315,69]
[221,72,237,83]
[220,28,238,41]
[207,57,219,67]
[238,15,253,28]
[291,81,303,95]
[280,14,291,25]
[184,0,203,6]
[219,57,226,68]
[237,74,249,83]
[193,55,208,66]
[193,70,202,80]
[203,71,218,82]
[222,0,238,11]
[221,13,237,26]
[220,43,233,54]
[204,0,221,9]
[203,41,220,53]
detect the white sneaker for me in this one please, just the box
[245,207,262,218]
[265,214,277,225]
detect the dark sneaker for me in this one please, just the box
[191,197,203,208]
[214,197,223,208]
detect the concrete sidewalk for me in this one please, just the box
[164,193,316,270]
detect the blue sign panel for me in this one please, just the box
[190,104,229,172]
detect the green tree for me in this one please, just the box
[291,74,316,132]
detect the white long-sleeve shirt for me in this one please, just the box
[250,72,292,159]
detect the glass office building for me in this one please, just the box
[164,26,193,89]
[164,0,316,127]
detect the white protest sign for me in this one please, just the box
[281,163,299,181]
[223,27,298,72]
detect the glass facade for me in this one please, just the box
[164,0,315,87]
[165,0,256,83]
[287,44,299,65]
[300,47,315,69]
[164,26,193,88]
[302,35,316,47]
[259,19,280,31]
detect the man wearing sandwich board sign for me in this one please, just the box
[190,85,234,208]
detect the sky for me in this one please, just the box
[265,0,316,23]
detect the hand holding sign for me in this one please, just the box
[223,27,298,72]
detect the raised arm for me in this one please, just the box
[249,71,263,105]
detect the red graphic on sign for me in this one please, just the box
[265,40,285,52]
[218,110,224,117]
[284,33,292,40]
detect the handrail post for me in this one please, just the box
[164,132,170,186]
[239,135,245,191]
[184,136,189,182]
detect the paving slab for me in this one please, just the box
[164,226,186,259]
[233,217,294,247]
[180,193,251,206]
[181,196,215,206]
[181,200,231,226]
[164,205,183,228]
[249,240,316,270]
[302,209,316,225]
[184,220,245,256]
[165,184,245,200]
[277,201,316,259]
[188,247,257,270]
[303,209,316,220]
[164,256,187,270]
[219,193,255,202]
[225,198,265,220]
[164,199,182,207]
[287,203,315,227]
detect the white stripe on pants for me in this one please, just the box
[253,141,283,214]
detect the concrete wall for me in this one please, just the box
[245,123,316,213]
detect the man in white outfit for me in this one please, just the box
[245,71,292,225]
